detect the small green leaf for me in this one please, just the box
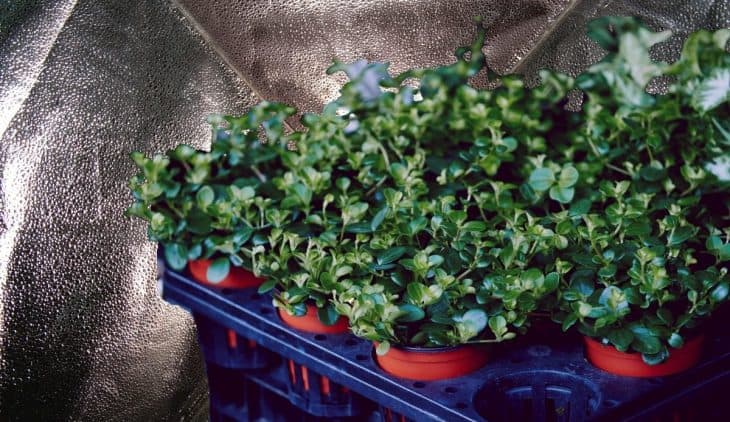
[257,278,278,294]
[408,216,428,236]
[569,199,592,216]
[462,309,488,333]
[549,186,575,203]
[196,186,215,207]
[186,208,212,235]
[706,235,723,251]
[336,177,351,192]
[407,282,427,303]
[668,333,684,349]
[488,315,507,335]
[640,161,666,182]
[462,221,487,232]
[630,326,662,355]
[305,214,323,225]
[187,244,202,260]
[521,268,545,287]
[378,247,407,265]
[293,183,312,206]
[164,244,188,271]
[578,303,593,317]
[598,264,617,279]
[206,257,230,284]
[528,168,555,191]
[692,68,730,111]
[345,222,373,233]
[397,304,425,322]
[376,341,391,356]
[544,272,559,292]
[345,202,369,220]
[561,314,578,331]
[668,226,694,246]
[688,290,698,303]
[371,207,388,231]
[317,305,341,326]
[642,349,669,366]
[710,282,729,303]
[390,162,408,179]
[428,255,444,267]
[570,271,595,296]
[607,328,634,352]
[558,166,579,188]
[625,221,652,237]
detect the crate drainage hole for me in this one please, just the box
[413,382,426,388]
[474,370,601,422]
[260,307,272,314]
[444,386,458,394]
[314,334,327,341]
[221,288,233,295]
[345,339,358,346]
[355,354,368,361]
[455,402,468,409]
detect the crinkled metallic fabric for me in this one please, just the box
[0,1,257,420]
[0,0,727,420]
[173,0,572,113]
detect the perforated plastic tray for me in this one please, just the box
[162,268,730,421]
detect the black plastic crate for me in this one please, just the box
[282,357,365,417]
[194,313,276,370]
[162,268,730,421]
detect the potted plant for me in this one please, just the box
[309,28,563,381]
[126,101,296,288]
[249,35,495,334]
[253,187,367,334]
[250,95,382,333]
[549,18,730,377]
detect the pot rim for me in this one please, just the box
[188,257,256,273]
[583,333,705,355]
[375,342,487,353]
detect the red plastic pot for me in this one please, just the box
[583,335,704,377]
[375,343,489,381]
[188,259,264,289]
[277,303,350,334]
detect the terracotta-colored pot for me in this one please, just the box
[583,335,704,377]
[375,343,489,381]
[188,259,264,289]
[277,303,350,334]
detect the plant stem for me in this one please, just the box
[376,142,391,169]
[366,176,388,196]
[339,220,347,241]
[456,268,473,281]
[251,165,267,183]
[607,163,631,176]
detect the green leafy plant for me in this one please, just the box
[126,102,295,281]
[312,28,563,353]
[549,18,730,364]
[126,16,728,365]
[333,191,560,354]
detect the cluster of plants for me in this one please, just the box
[128,17,729,363]
[548,18,730,363]
[127,102,295,281]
